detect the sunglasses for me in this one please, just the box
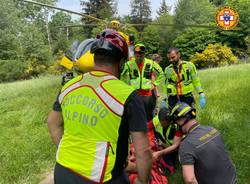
[134,46,146,53]
[135,51,145,55]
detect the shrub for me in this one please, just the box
[0,60,26,82]
[173,28,218,60]
[190,43,238,68]
[48,50,67,75]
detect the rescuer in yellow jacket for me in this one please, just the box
[152,108,182,175]
[47,29,152,184]
[120,43,164,121]
[164,48,206,109]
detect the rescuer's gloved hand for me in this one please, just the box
[199,93,206,109]
[161,98,167,108]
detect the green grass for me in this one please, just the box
[0,64,250,183]
[168,64,250,184]
[0,75,61,184]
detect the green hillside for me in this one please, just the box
[0,64,250,183]
[0,75,61,184]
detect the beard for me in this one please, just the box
[170,59,179,65]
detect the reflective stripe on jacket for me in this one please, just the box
[164,61,203,96]
[121,58,164,90]
[57,71,134,183]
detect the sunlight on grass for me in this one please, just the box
[0,75,61,184]
[0,65,250,183]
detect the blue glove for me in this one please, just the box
[199,93,206,109]
[161,99,167,108]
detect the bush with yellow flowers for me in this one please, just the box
[190,43,238,69]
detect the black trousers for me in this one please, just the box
[168,93,195,109]
[54,163,130,184]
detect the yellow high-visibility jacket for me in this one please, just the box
[121,58,164,90]
[57,71,134,183]
[153,116,179,145]
[164,61,203,96]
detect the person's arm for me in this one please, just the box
[125,91,152,184]
[153,135,181,160]
[131,131,152,184]
[189,62,203,94]
[152,62,164,87]
[47,110,64,146]
[182,165,198,184]
[189,62,206,108]
[179,141,197,184]
[162,66,170,95]
[47,93,64,146]
[120,62,130,84]
[125,160,137,173]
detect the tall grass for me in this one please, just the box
[0,76,61,184]
[0,64,250,183]
[198,64,250,184]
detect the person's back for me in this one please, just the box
[57,71,135,182]
[48,29,152,184]
[179,125,236,184]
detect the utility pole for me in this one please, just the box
[66,27,69,40]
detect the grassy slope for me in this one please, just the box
[169,64,250,184]
[0,76,61,184]
[0,64,250,183]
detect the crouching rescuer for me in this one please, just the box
[47,29,152,184]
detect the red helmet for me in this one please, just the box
[91,29,128,60]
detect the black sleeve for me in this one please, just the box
[179,142,195,165]
[53,92,62,112]
[111,91,147,177]
[123,91,147,132]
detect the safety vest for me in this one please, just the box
[153,116,179,145]
[56,71,134,183]
[121,58,163,90]
[164,61,203,96]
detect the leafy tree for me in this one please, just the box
[142,13,174,55]
[0,60,26,82]
[209,0,225,6]
[130,0,152,31]
[173,28,218,60]
[68,20,87,43]
[0,0,23,60]
[142,25,161,54]
[215,0,250,57]
[49,12,72,54]
[19,24,52,77]
[190,43,237,68]
[157,0,170,17]
[80,0,117,36]
[0,0,53,81]
[16,0,58,47]
[245,36,250,56]
[174,0,216,31]
[49,12,72,40]
[81,0,117,20]
[155,13,175,67]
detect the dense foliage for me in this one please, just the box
[130,0,152,31]
[0,0,249,82]
[190,43,238,68]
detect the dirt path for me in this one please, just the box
[39,171,54,184]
